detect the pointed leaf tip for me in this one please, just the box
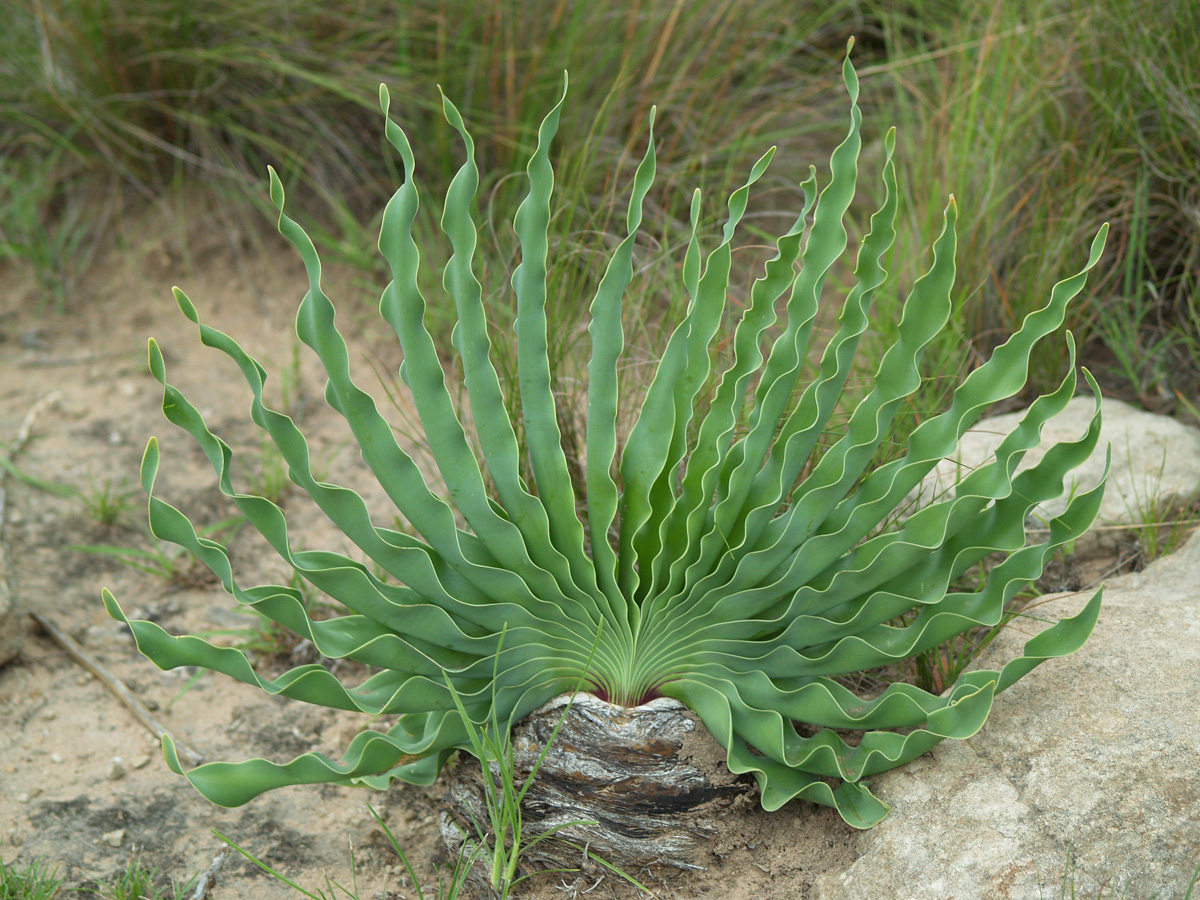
[147,338,165,381]
[161,733,185,775]
[268,166,284,212]
[172,286,198,322]
[101,588,124,622]
[378,83,390,113]
[141,436,161,476]
[846,35,855,53]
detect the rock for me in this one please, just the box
[106,757,126,781]
[0,496,23,667]
[910,397,1200,531]
[814,532,1200,900]
[102,829,125,848]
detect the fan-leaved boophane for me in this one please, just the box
[104,45,1109,828]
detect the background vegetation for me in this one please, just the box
[3,0,1197,426]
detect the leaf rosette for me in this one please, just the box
[104,46,1109,828]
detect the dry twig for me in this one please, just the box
[190,847,230,900]
[27,609,204,767]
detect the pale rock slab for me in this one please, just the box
[910,397,1200,528]
[813,532,1200,900]
[0,587,19,668]
[0,491,22,667]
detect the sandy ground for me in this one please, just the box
[0,224,859,899]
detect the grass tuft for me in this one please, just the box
[0,858,62,900]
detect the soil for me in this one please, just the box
[0,221,860,900]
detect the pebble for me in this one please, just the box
[50,753,63,763]
[106,757,126,781]
[41,710,56,720]
[9,832,21,847]
[131,754,151,770]
[102,829,125,848]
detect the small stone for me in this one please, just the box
[106,757,126,781]
[9,831,22,847]
[1,764,15,774]
[77,673,93,686]
[50,753,63,763]
[131,754,151,770]
[102,829,125,848]
[41,710,55,720]
[16,793,28,803]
